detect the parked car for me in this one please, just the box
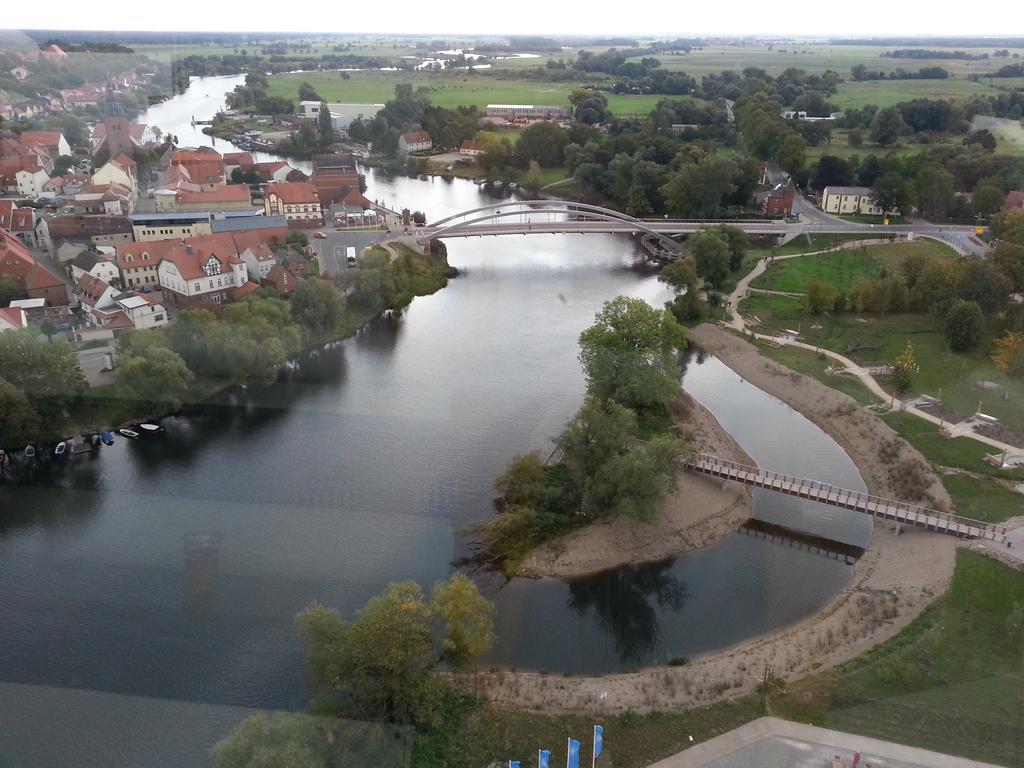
[314,231,327,239]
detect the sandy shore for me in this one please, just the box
[472,324,959,714]
[517,394,755,578]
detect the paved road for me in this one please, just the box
[313,230,390,276]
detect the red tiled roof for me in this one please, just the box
[20,131,64,150]
[10,208,33,232]
[0,306,28,328]
[25,263,65,290]
[176,185,252,204]
[0,200,15,228]
[401,131,431,144]
[265,182,320,205]
[231,282,260,300]
[460,140,485,152]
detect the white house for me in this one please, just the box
[157,239,253,309]
[115,292,168,330]
[75,274,120,326]
[70,250,122,287]
[92,155,139,197]
[15,167,50,197]
[398,131,432,154]
[239,241,277,281]
[821,186,886,216]
[263,182,323,223]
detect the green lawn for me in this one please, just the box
[770,551,1024,767]
[751,249,881,294]
[804,129,921,161]
[266,70,661,115]
[756,342,881,406]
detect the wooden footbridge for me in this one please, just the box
[684,453,1007,542]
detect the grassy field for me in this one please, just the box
[771,551,1024,767]
[831,78,1002,109]
[265,70,663,114]
[804,129,922,161]
[740,240,1024,433]
[757,342,881,406]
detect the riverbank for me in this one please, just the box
[516,393,755,578]
[473,324,959,713]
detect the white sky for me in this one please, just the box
[2,0,1022,37]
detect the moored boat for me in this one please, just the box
[119,428,140,439]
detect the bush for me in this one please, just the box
[944,299,984,352]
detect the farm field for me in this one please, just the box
[831,77,1003,109]
[803,129,922,160]
[265,70,663,113]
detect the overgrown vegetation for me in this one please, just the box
[478,297,690,574]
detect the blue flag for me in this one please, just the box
[539,750,551,768]
[509,762,521,768]
[593,725,604,761]
[567,738,581,768]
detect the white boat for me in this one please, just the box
[119,428,140,439]
[137,423,161,433]
[54,441,67,456]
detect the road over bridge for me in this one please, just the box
[417,201,985,255]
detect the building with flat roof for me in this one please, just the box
[299,102,385,128]
[485,104,571,121]
[821,186,886,216]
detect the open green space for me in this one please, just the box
[752,248,880,294]
[755,342,880,406]
[771,551,1024,767]
[804,130,922,161]
[832,78,1001,109]
[265,70,662,114]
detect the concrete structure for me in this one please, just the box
[132,212,214,242]
[298,101,384,128]
[398,131,432,154]
[821,186,885,216]
[263,182,323,224]
[650,717,1005,768]
[685,453,1005,541]
[485,104,571,121]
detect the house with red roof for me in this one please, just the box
[263,182,323,225]
[398,131,432,154]
[264,264,298,295]
[75,274,119,326]
[0,306,28,332]
[170,149,226,187]
[156,234,255,309]
[93,153,139,197]
[20,131,71,158]
[459,140,485,156]
[253,161,293,184]
[157,184,254,213]
[223,152,255,177]
[0,229,66,304]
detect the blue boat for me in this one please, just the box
[100,431,114,446]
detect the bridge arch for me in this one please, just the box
[424,200,681,251]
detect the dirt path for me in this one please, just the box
[518,394,755,578]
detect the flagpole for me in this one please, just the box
[567,737,571,768]
[592,725,596,768]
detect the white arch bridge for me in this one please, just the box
[416,201,983,254]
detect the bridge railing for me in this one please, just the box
[684,453,1006,541]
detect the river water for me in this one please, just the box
[0,75,870,736]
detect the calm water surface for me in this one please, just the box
[0,77,871,715]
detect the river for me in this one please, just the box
[0,75,870,762]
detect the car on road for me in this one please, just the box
[313,231,327,239]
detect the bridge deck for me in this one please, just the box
[684,453,1006,542]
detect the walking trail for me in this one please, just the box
[725,241,1024,464]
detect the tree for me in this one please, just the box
[775,132,807,174]
[689,231,730,288]
[957,259,1009,315]
[944,300,984,352]
[580,432,686,521]
[317,101,334,148]
[39,319,57,342]
[870,107,907,146]
[891,341,917,394]
[992,331,1024,398]
[707,224,749,271]
[0,329,86,422]
[430,573,495,673]
[212,713,331,768]
[297,81,320,101]
[871,172,913,216]
[913,164,955,219]
[297,583,437,724]
[116,333,195,411]
[557,396,640,484]
[973,183,1005,217]
[494,451,547,507]
[513,122,569,168]
[0,378,39,449]
[525,160,543,190]
[810,155,853,192]
[625,185,653,217]
[569,88,610,124]
[659,257,701,321]
[577,297,687,411]
[661,156,741,219]
[992,241,1024,293]
[804,279,838,314]
[848,128,864,147]
[290,279,346,337]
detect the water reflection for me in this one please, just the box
[567,560,688,664]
